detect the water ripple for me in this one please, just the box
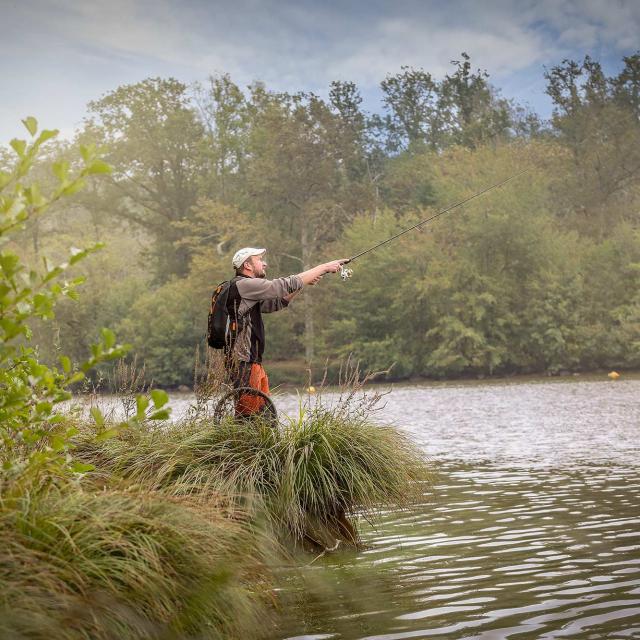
[168,378,640,639]
[278,459,640,639]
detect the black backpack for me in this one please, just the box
[207,279,240,350]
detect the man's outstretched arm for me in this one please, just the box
[281,258,348,304]
[297,259,347,286]
[243,258,348,313]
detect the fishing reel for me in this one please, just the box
[340,264,353,281]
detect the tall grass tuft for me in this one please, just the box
[76,396,431,548]
[277,404,430,545]
[0,482,272,639]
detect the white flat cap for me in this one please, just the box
[232,247,266,269]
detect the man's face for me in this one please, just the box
[247,254,267,278]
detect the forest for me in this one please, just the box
[6,52,640,387]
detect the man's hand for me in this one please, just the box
[321,259,349,274]
[298,258,349,286]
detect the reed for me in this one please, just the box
[3,368,430,637]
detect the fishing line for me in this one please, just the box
[339,168,530,280]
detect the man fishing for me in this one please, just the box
[224,247,346,414]
[211,171,527,415]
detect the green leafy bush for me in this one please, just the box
[0,118,131,479]
[0,119,276,640]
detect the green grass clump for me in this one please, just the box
[276,406,430,544]
[0,483,271,639]
[76,403,431,548]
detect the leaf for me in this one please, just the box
[96,428,121,441]
[64,426,79,438]
[35,401,52,414]
[60,356,71,373]
[0,253,20,277]
[10,138,27,157]
[50,435,66,452]
[79,144,93,162]
[67,372,86,385]
[85,160,112,175]
[24,184,44,207]
[136,395,149,419]
[36,129,58,145]
[22,116,38,137]
[69,246,87,265]
[52,160,69,182]
[90,406,104,427]
[148,409,171,421]
[62,179,86,196]
[70,461,95,473]
[101,327,116,350]
[150,388,169,409]
[0,171,11,190]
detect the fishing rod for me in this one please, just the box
[338,168,530,281]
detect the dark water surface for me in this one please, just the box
[266,377,640,639]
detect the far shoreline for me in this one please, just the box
[126,368,640,394]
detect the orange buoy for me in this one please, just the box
[608,371,620,380]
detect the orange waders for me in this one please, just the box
[233,362,270,416]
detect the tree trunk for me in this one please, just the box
[301,224,314,365]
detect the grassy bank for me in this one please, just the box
[0,480,271,639]
[0,120,432,638]
[3,394,430,639]
[76,402,430,548]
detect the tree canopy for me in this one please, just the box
[14,52,640,386]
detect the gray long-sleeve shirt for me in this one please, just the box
[232,274,304,363]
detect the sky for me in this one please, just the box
[1,0,639,142]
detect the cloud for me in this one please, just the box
[6,0,638,86]
[520,0,640,52]
[1,0,639,141]
[329,17,548,87]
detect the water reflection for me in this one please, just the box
[277,462,640,639]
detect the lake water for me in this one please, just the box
[264,376,640,639]
[90,376,640,638]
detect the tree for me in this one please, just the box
[613,53,640,120]
[439,53,512,149]
[193,74,251,203]
[545,55,640,236]
[246,89,373,363]
[545,55,609,153]
[380,54,514,152]
[86,78,207,280]
[380,66,441,151]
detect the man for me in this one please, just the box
[225,247,346,414]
